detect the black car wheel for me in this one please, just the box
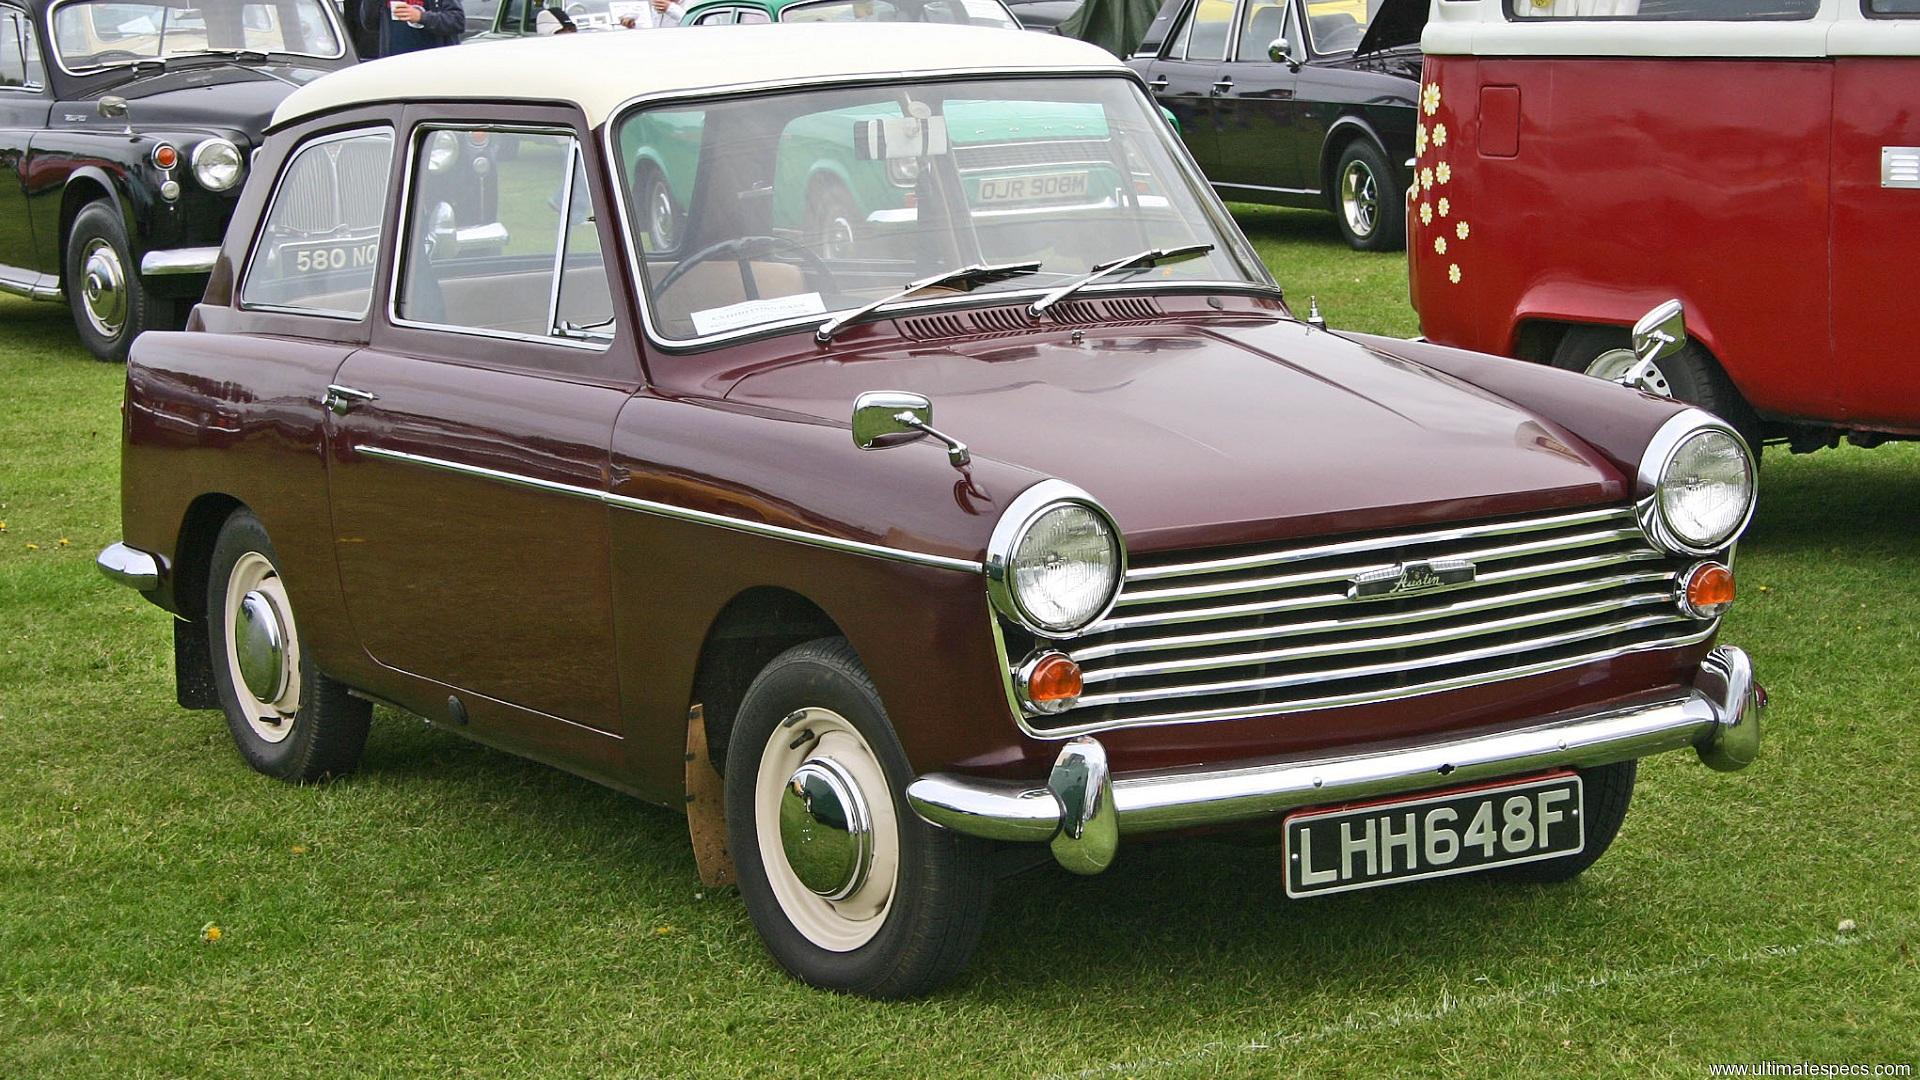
[206,507,372,783]
[636,164,678,252]
[1552,325,1763,451]
[1331,140,1405,252]
[65,200,166,364]
[1489,761,1635,884]
[724,637,992,998]
[804,179,860,261]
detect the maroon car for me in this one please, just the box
[98,25,1763,998]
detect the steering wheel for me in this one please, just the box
[655,234,838,297]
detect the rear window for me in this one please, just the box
[240,127,393,318]
[1507,0,1818,19]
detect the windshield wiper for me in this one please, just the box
[1026,243,1213,319]
[815,260,1043,344]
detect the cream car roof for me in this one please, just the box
[272,24,1127,129]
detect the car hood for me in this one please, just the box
[723,317,1629,552]
[65,64,324,134]
[1353,0,1426,56]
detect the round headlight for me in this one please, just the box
[191,138,244,192]
[988,483,1124,636]
[1642,417,1755,554]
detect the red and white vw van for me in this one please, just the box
[1397,0,1920,454]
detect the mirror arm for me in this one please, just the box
[895,411,970,468]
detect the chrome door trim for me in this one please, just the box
[353,445,984,574]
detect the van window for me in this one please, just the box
[240,128,394,318]
[1867,0,1920,14]
[1509,0,1818,18]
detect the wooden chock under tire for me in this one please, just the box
[685,705,736,888]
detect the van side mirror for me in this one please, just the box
[1632,299,1687,365]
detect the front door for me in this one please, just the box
[0,7,51,286]
[1830,19,1920,429]
[1140,0,1238,173]
[326,112,642,753]
[1209,0,1311,195]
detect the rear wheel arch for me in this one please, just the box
[1319,117,1383,197]
[689,586,845,774]
[171,493,249,623]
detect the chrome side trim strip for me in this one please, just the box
[0,267,62,300]
[140,247,221,276]
[1127,506,1636,582]
[96,541,162,591]
[354,445,983,574]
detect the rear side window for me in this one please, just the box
[393,128,614,347]
[1867,0,1920,15]
[1171,0,1233,60]
[240,127,394,318]
[0,10,41,89]
[1509,0,1818,18]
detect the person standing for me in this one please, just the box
[359,0,466,58]
[616,0,685,29]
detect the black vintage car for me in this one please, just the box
[0,0,355,360]
[1129,0,1422,250]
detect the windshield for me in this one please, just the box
[1303,0,1380,54]
[614,76,1268,343]
[51,0,343,72]
[781,0,1019,28]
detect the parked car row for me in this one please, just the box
[97,25,1764,999]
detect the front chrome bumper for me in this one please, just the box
[97,541,163,591]
[906,645,1763,875]
[139,247,220,277]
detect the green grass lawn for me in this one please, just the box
[2,213,1915,1077]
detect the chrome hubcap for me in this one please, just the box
[1585,347,1675,397]
[1341,160,1378,239]
[648,182,675,250]
[79,239,127,337]
[779,757,874,900]
[233,590,290,704]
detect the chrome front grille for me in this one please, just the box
[953,139,1112,171]
[1032,505,1712,736]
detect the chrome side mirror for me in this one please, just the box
[97,96,128,120]
[1632,298,1687,366]
[1266,37,1297,66]
[852,390,970,468]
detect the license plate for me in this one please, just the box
[976,171,1091,204]
[1284,774,1584,898]
[279,235,380,277]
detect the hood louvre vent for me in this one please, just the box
[894,298,1168,342]
[970,306,1031,334]
[896,313,970,341]
[1047,297,1164,325]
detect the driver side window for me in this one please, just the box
[1234,0,1287,62]
[0,10,41,89]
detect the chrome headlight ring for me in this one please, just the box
[1635,409,1757,557]
[191,137,245,192]
[985,479,1126,639]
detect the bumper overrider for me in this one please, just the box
[906,645,1763,875]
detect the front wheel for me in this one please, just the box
[1489,761,1635,884]
[724,638,992,998]
[65,200,168,364]
[206,508,371,783]
[1331,140,1405,252]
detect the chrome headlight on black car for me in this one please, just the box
[1638,410,1756,555]
[192,138,244,192]
[987,480,1124,636]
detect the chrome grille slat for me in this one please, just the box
[1114,524,1646,608]
[1128,506,1636,582]
[1093,548,1669,633]
[1074,568,1679,662]
[1028,504,1707,738]
[1079,590,1680,685]
[1077,611,1696,709]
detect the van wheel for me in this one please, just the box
[724,638,992,998]
[206,508,371,783]
[1331,140,1404,252]
[1490,761,1635,884]
[1552,325,1763,450]
[65,200,161,364]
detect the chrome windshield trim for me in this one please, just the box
[354,445,983,574]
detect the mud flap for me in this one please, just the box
[685,704,736,888]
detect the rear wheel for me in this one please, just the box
[1331,140,1405,252]
[1551,325,1763,450]
[205,508,371,783]
[1490,761,1635,884]
[804,179,860,261]
[636,164,679,253]
[65,200,168,364]
[724,638,992,998]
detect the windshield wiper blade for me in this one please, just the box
[1026,243,1213,319]
[815,260,1043,344]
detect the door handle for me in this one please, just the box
[1148,75,1168,91]
[1211,77,1235,94]
[321,384,377,415]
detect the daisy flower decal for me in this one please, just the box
[1420,202,1433,226]
[1422,83,1441,116]
[1457,221,1470,241]
[1434,236,1448,255]
[1432,123,1448,149]
[1448,263,1462,284]
[1415,124,1428,157]
[1438,197,1450,217]
[1436,161,1452,185]
[1420,167,1434,192]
